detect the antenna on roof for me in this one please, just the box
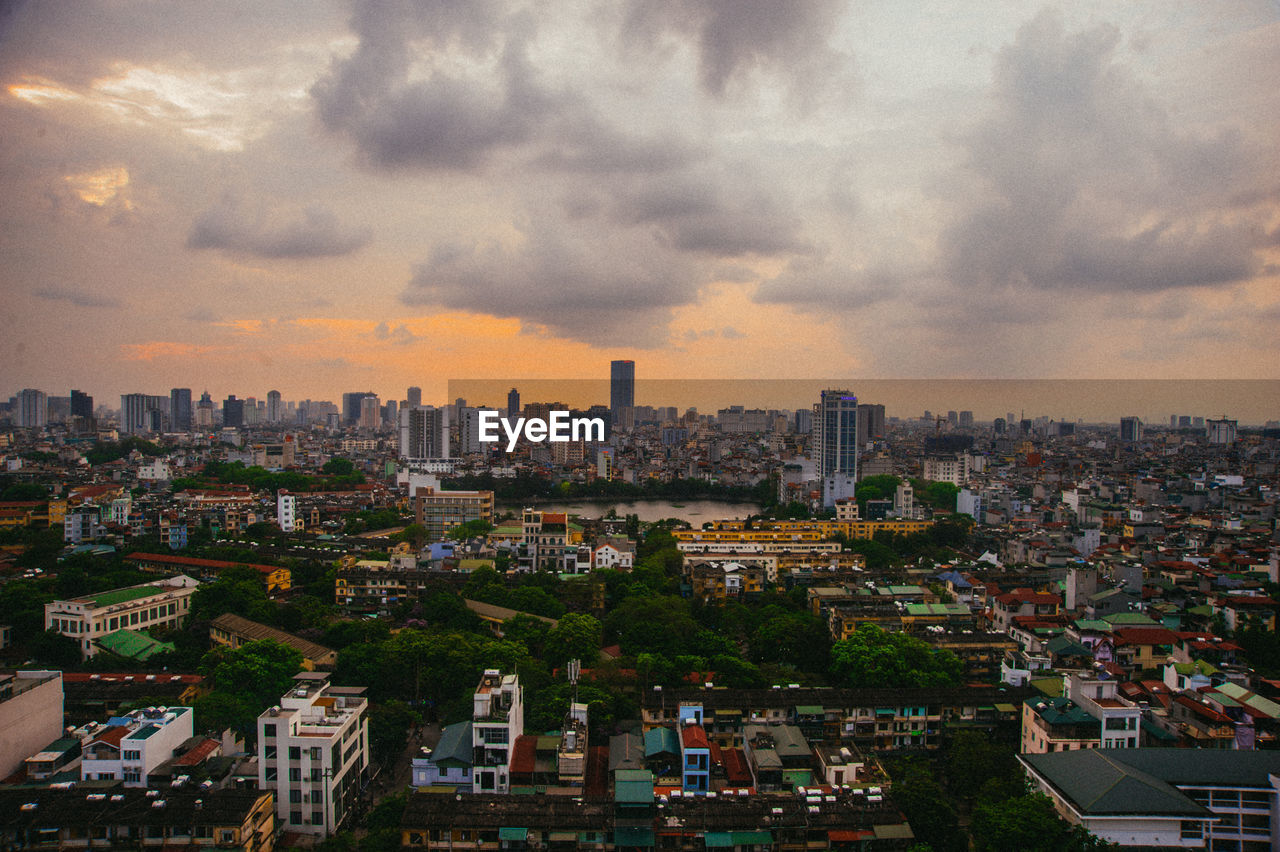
[568,658,580,708]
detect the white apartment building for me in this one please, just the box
[258,672,368,837]
[277,490,298,533]
[472,670,523,794]
[45,575,199,657]
[922,455,969,486]
[80,706,194,785]
[1067,673,1141,750]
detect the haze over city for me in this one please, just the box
[1,1,1279,403]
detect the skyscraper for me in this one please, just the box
[406,386,422,409]
[70,389,94,420]
[610,360,634,422]
[507,387,520,418]
[1119,417,1143,443]
[342,391,376,426]
[15,389,46,428]
[120,393,167,434]
[223,395,245,428]
[814,389,858,507]
[399,406,448,459]
[170,388,193,431]
[266,390,283,423]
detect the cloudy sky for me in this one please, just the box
[1,0,1278,406]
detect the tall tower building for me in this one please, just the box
[507,387,520,418]
[406,386,422,409]
[814,389,859,507]
[70,389,94,420]
[610,360,635,423]
[266,390,283,423]
[342,391,376,426]
[1119,417,1143,443]
[121,393,166,434]
[195,391,215,429]
[15,389,47,428]
[399,406,448,459]
[223,395,245,428]
[170,388,193,431]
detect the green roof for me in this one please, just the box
[83,585,159,608]
[1102,612,1159,626]
[614,769,654,804]
[430,721,473,766]
[1021,751,1209,817]
[93,629,174,661]
[1072,619,1111,632]
[1029,676,1064,698]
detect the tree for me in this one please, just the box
[892,762,965,852]
[971,791,1114,852]
[29,630,82,669]
[545,612,603,668]
[200,639,304,714]
[447,519,494,541]
[829,624,961,688]
[367,700,421,764]
[322,457,356,476]
[189,566,274,623]
[855,474,901,514]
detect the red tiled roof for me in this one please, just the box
[1110,627,1179,646]
[722,749,752,785]
[126,552,283,576]
[680,725,710,751]
[174,738,220,766]
[509,735,537,776]
[89,726,129,747]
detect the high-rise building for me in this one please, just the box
[406,386,422,409]
[120,393,167,434]
[358,396,380,431]
[855,403,885,440]
[610,360,635,422]
[507,387,520,418]
[195,391,215,429]
[70,389,94,420]
[266,390,283,423]
[15,389,47,428]
[1206,417,1237,446]
[342,392,376,426]
[814,389,858,508]
[223,395,245,428]
[169,388,193,431]
[1119,417,1143,443]
[959,410,974,428]
[399,406,448,459]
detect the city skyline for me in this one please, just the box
[1,2,1278,399]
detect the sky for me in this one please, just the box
[1,0,1278,410]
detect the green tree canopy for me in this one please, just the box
[544,612,603,668]
[829,623,962,688]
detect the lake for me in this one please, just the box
[496,499,762,524]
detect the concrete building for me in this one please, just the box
[45,575,199,658]
[1022,749,1280,851]
[399,406,449,459]
[1207,417,1237,446]
[258,672,368,837]
[610,360,635,423]
[0,671,64,780]
[472,670,524,794]
[80,706,194,785]
[15,388,47,428]
[1119,416,1143,443]
[411,720,473,791]
[277,489,297,533]
[814,389,859,508]
[414,486,493,542]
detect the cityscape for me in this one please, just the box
[2,1,1280,851]
[1,363,1279,851]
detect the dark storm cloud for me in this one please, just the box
[400,228,697,346]
[621,0,847,97]
[610,175,811,257]
[34,286,121,309]
[754,258,897,309]
[941,10,1270,295]
[312,2,555,171]
[187,198,371,259]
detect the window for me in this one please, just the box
[264,746,277,759]
[310,746,323,760]
[264,767,277,781]
[289,746,301,760]
[124,771,141,783]
[263,724,276,738]
[312,811,324,827]
[290,812,302,826]
[290,790,302,803]
[123,750,140,761]
[289,768,301,782]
